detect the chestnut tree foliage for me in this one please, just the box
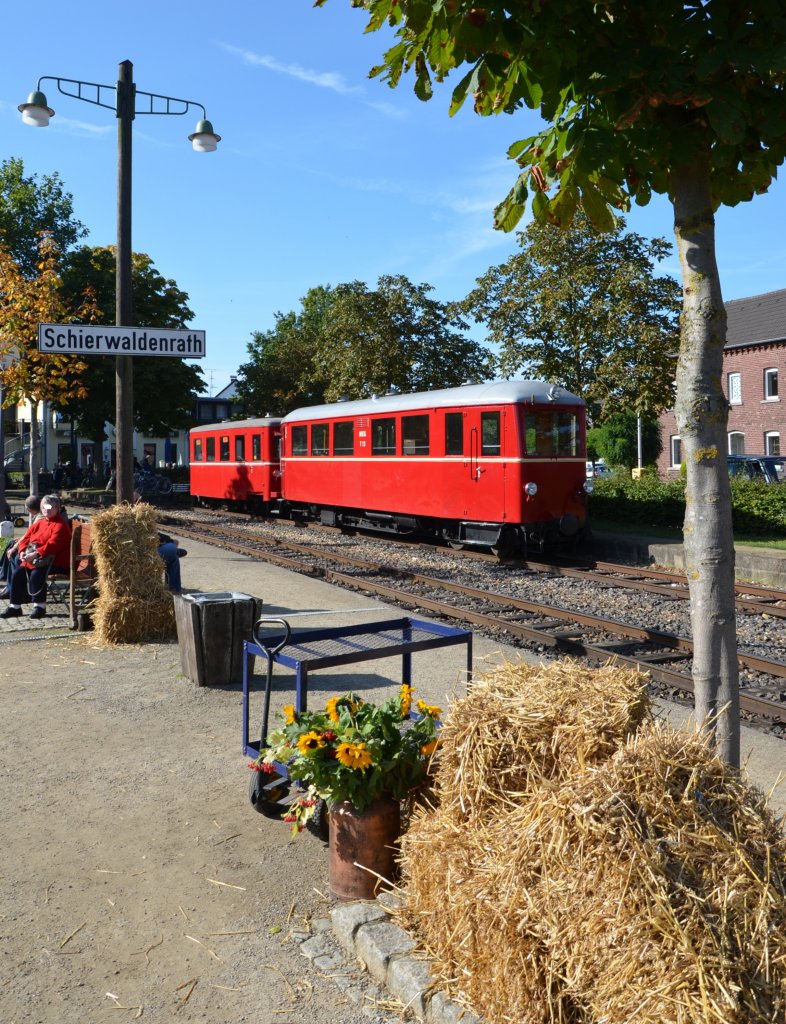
[321,0,786,766]
[460,212,680,421]
[236,275,493,415]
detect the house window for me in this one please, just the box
[728,431,745,455]
[670,436,682,468]
[728,372,741,404]
[765,368,779,399]
[765,431,780,457]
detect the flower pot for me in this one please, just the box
[329,796,401,901]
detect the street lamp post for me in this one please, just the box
[19,60,220,503]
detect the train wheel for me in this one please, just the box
[491,527,519,559]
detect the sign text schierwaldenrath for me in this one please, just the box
[38,323,206,359]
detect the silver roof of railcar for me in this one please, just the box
[190,416,282,434]
[281,381,583,424]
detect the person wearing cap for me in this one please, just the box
[1,495,71,620]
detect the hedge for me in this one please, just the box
[590,476,786,537]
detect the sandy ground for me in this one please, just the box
[2,533,784,1024]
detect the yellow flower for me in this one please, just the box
[417,699,442,720]
[297,731,326,755]
[400,684,413,717]
[326,696,341,723]
[335,742,373,770]
[421,738,441,757]
[283,704,296,725]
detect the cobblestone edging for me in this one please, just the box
[293,893,481,1024]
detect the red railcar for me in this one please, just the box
[189,417,282,511]
[279,381,590,554]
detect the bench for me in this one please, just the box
[47,520,97,628]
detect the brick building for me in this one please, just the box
[658,287,786,477]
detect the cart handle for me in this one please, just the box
[252,616,291,655]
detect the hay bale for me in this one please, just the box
[90,502,175,644]
[399,661,786,1024]
[432,659,651,822]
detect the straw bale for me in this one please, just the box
[433,659,651,822]
[90,503,175,644]
[400,702,786,1024]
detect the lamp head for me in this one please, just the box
[18,90,55,127]
[188,118,220,152]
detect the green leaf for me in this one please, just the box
[579,181,616,232]
[493,192,526,233]
[449,64,480,117]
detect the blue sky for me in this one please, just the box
[2,0,785,396]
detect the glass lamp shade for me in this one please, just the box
[188,119,220,152]
[18,91,54,126]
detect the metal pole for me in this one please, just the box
[116,59,135,504]
[637,413,643,468]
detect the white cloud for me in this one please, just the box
[218,42,362,96]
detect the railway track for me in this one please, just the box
[163,513,786,736]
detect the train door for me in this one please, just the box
[468,408,506,520]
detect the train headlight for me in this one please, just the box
[583,480,594,494]
[524,482,538,497]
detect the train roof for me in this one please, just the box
[190,416,282,434]
[281,380,584,424]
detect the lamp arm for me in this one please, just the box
[134,91,208,120]
[37,75,118,114]
[35,77,209,121]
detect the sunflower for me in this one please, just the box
[282,704,296,725]
[400,683,413,717]
[325,696,341,722]
[421,738,441,756]
[297,731,326,755]
[335,742,373,770]
[417,699,442,720]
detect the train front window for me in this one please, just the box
[402,415,429,455]
[220,436,230,461]
[372,418,396,455]
[252,434,261,460]
[291,425,307,455]
[193,438,203,462]
[445,412,463,456]
[481,412,501,455]
[334,421,354,456]
[525,411,580,457]
[235,436,245,461]
[311,423,329,456]
[206,437,216,462]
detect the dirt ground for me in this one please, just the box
[0,632,408,1024]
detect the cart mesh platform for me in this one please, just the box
[242,615,473,758]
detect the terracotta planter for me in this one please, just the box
[329,796,401,901]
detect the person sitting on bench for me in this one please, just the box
[1,495,71,620]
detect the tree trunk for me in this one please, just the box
[670,152,740,767]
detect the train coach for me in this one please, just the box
[190,416,282,511]
[279,381,591,555]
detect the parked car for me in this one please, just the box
[586,460,612,478]
[727,455,783,484]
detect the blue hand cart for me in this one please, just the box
[243,615,473,819]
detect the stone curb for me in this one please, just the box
[328,896,482,1024]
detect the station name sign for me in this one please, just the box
[38,323,206,359]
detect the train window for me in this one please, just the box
[334,421,354,456]
[481,412,501,456]
[445,413,463,456]
[402,415,429,455]
[311,423,329,456]
[292,426,308,456]
[251,434,261,460]
[193,438,203,462]
[235,436,245,461]
[220,436,230,461]
[525,411,580,457]
[372,418,396,455]
[206,437,216,462]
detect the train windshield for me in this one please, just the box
[524,410,580,457]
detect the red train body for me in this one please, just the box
[189,382,591,554]
[190,417,282,509]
